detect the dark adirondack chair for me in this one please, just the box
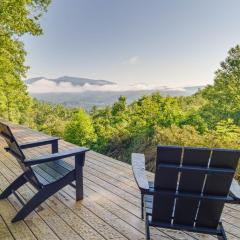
[0,122,89,223]
[132,146,240,240]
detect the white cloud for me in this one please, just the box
[123,56,140,65]
[26,78,187,93]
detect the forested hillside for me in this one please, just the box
[0,1,239,180]
[1,44,237,179]
[18,46,240,179]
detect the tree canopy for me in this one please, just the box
[0,0,51,122]
[56,45,240,179]
[200,45,240,127]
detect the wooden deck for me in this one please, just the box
[0,123,239,240]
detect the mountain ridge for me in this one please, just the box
[25,76,116,86]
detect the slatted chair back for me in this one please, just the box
[152,145,240,230]
[0,122,40,186]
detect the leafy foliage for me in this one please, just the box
[0,0,51,122]
[18,46,240,180]
[63,46,240,180]
[64,109,96,146]
[30,100,73,136]
[200,45,240,127]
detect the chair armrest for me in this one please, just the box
[131,153,149,193]
[19,137,59,149]
[24,147,89,166]
[229,178,240,203]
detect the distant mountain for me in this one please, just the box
[25,76,116,86]
[25,77,46,84]
[30,87,205,111]
[25,76,205,110]
[182,86,204,95]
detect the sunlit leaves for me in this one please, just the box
[200,45,240,127]
[0,0,51,122]
[64,109,96,147]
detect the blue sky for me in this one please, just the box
[23,0,240,87]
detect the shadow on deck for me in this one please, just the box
[0,123,239,240]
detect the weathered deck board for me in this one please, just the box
[0,215,14,240]
[0,124,239,240]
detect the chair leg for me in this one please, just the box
[75,153,85,201]
[51,140,58,153]
[12,172,75,223]
[141,193,144,219]
[0,173,27,199]
[12,186,51,223]
[145,216,150,240]
[217,222,227,240]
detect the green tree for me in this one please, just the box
[112,96,127,116]
[64,109,96,147]
[31,100,73,137]
[128,93,184,136]
[204,119,240,149]
[0,0,51,122]
[200,45,240,127]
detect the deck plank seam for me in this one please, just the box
[0,214,16,240]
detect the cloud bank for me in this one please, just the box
[26,79,187,93]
